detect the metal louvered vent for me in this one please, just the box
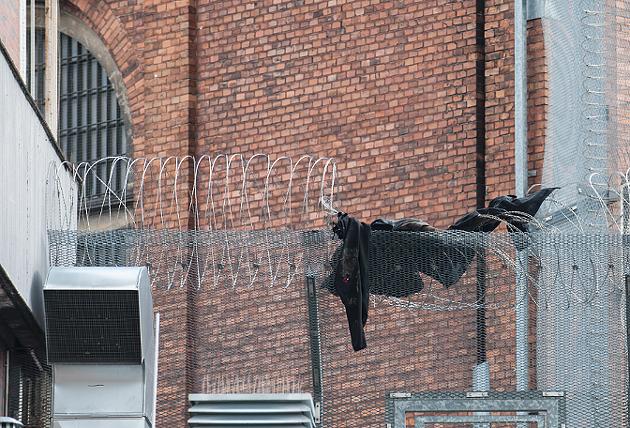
[188,394,317,428]
[0,417,23,428]
[44,289,141,363]
[43,267,154,366]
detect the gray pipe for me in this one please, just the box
[515,249,529,391]
[515,0,528,199]
[514,0,529,397]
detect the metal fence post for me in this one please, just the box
[303,231,324,427]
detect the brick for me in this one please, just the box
[61,0,548,425]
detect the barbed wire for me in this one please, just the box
[46,156,630,311]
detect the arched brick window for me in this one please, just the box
[27,27,129,205]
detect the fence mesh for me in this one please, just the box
[42,3,630,424]
[48,229,629,427]
[6,349,52,428]
[535,2,630,425]
[541,0,630,229]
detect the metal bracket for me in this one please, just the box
[466,391,489,398]
[528,0,545,20]
[390,392,411,399]
[314,402,321,424]
[386,391,566,428]
[542,391,565,397]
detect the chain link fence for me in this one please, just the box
[47,229,629,427]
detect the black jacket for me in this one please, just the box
[332,214,371,351]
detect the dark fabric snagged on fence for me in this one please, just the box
[331,213,371,351]
[323,230,476,298]
[324,188,556,350]
[324,189,558,296]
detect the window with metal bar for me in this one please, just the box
[27,29,129,207]
[25,28,45,113]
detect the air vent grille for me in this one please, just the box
[0,417,23,428]
[188,394,316,427]
[44,290,141,363]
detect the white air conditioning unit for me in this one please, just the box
[44,267,157,428]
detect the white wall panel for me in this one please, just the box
[0,47,76,325]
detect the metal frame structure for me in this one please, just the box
[386,391,566,428]
[415,414,546,426]
[303,231,326,427]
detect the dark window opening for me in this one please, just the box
[26,29,130,207]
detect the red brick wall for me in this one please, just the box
[0,0,21,68]
[60,0,548,425]
[194,0,480,229]
[484,0,514,199]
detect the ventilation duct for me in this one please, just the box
[44,267,156,428]
[44,267,153,364]
[188,394,317,428]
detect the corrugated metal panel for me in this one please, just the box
[188,394,316,428]
[0,43,77,324]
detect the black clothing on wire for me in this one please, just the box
[488,188,558,224]
[370,230,475,290]
[489,187,559,249]
[325,188,557,351]
[332,213,371,351]
[448,188,558,233]
[370,218,436,232]
[448,207,505,232]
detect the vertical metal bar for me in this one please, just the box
[59,34,65,153]
[515,246,529,428]
[71,36,79,162]
[105,68,112,199]
[626,274,630,427]
[624,195,630,426]
[153,312,160,428]
[514,0,528,198]
[66,34,71,157]
[475,248,487,367]
[302,231,324,427]
[516,248,529,390]
[474,238,489,427]
[30,0,35,94]
[306,274,323,426]
[96,63,103,197]
[473,241,490,424]
[44,0,58,136]
[514,0,529,408]
[20,0,27,79]
[473,0,489,403]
